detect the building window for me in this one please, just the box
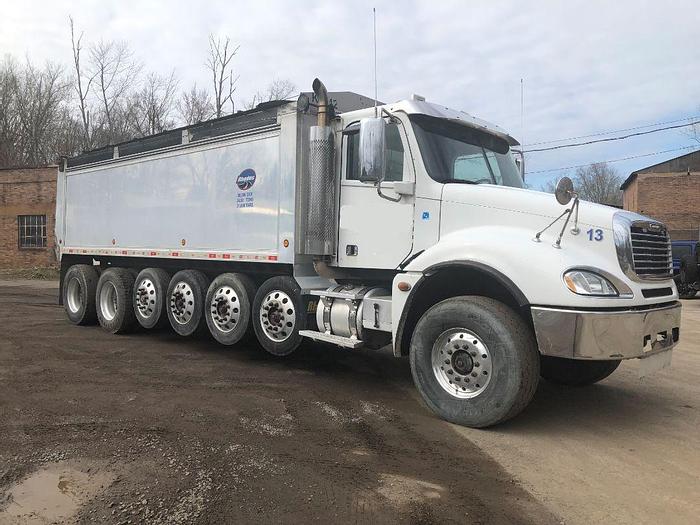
[18,215,47,249]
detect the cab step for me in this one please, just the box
[298,330,364,349]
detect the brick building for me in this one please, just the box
[621,150,700,240]
[0,166,58,268]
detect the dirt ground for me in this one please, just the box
[0,280,698,524]
[0,280,556,525]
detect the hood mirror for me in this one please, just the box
[555,176,575,205]
[535,176,581,248]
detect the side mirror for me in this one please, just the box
[555,176,575,205]
[359,117,386,183]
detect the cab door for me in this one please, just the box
[336,120,415,269]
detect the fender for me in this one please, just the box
[393,259,530,357]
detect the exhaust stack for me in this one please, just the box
[312,78,329,127]
[300,78,336,256]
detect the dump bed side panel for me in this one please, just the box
[62,124,293,264]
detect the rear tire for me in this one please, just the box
[133,268,171,329]
[409,296,539,428]
[96,267,137,334]
[252,276,306,356]
[63,264,98,325]
[540,356,620,386]
[166,270,210,337]
[205,273,256,346]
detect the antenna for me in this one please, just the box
[373,7,378,117]
[520,78,525,155]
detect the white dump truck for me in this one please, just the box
[55,79,681,427]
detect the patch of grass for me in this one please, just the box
[0,267,60,280]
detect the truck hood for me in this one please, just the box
[441,184,618,231]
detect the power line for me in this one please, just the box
[525,145,699,176]
[525,115,700,147]
[524,121,700,153]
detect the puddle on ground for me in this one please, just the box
[0,461,114,524]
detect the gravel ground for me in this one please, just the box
[0,281,558,524]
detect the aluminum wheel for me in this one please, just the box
[99,281,118,322]
[431,328,492,399]
[66,277,83,314]
[210,285,241,333]
[135,278,157,320]
[259,290,295,342]
[170,281,195,325]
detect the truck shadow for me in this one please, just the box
[494,378,688,435]
[129,328,685,432]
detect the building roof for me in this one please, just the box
[620,148,700,190]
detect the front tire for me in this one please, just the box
[540,356,620,386]
[252,276,306,356]
[409,296,539,428]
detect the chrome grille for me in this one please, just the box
[630,223,672,279]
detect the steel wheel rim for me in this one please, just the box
[260,290,295,342]
[99,281,118,321]
[136,278,157,320]
[431,328,492,399]
[66,277,82,314]
[170,281,195,325]
[210,285,241,333]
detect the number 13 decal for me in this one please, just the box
[587,228,603,241]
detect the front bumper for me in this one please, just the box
[532,302,681,360]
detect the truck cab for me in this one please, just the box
[300,86,681,425]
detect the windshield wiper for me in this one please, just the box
[444,179,480,185]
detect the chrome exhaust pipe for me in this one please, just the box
[312,78,329,127]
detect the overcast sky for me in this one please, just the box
[2,0,699,188]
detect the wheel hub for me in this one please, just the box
[431,328,492,399]
[451,350,474,375]
[170,282,194,324]
[66,277,83,314]
[260,291,295,342]
[210,286,240,333]
[99,281,118,322]
[136,278,156,319]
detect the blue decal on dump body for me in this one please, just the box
[422,211,430,220]
[236,168,256,191]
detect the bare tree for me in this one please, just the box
[90,38,141,142]
[0,57,20,166]
[543,162,622,205]
[130,71,179,136]
[243,78,297,110]
[15,61,71,165]
[69,16,96,148]
[206,35,239,117]
[575,163,623,205]
[0,58,74,167]
[178,83,214,125]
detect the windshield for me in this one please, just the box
[410,114,523,188]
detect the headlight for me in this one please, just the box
[563,270,618,296]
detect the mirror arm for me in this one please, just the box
[376,177,402,202]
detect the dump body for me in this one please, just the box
[56,104,303,265]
